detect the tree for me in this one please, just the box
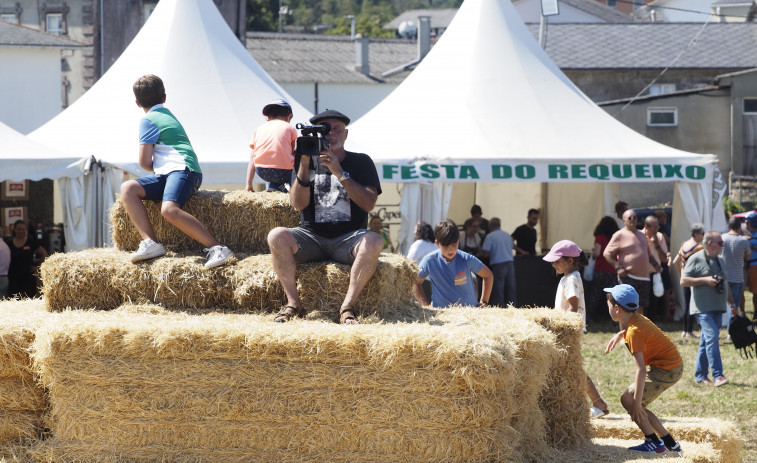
[247,0,278,31]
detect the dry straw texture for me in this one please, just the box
[110,189,299,254]
[542,436,722,463]
[40,248,417,319]
[29,305,564,462]
[0,301,50,447]
[516,308,591,449]
[592,415,742,463]
[432,307,562,461]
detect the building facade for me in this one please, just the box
[0,0,245,107]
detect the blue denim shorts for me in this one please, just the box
[136,168,202,207]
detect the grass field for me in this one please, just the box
[582,302,757,462]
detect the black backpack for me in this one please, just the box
[728,315,757,359]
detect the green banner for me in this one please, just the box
[380,162,710,183]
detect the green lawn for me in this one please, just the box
[582,305,757,462]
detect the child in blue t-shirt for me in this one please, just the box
[413,219,493,308]
[120,74,234,268]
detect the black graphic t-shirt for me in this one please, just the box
[298,151,382,238]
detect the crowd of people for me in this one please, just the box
[3,74,750,458]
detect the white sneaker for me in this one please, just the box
[131,238,166,262]
[204,245,234,268]
[589,406,608,419]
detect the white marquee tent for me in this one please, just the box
[29,0,312,249]
[0,121,89,183]
[347,0,726,254]
[0,121,92,241]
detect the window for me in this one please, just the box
[0,13,17,23]
[744,98,757,115]
[46,13,63,34]
[647,108,678,127]
[607,0,616,6]
[649,84,676,96]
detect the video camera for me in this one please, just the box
[294,122,331,157]
[713,274,725,294]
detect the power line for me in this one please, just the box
[615,18,711,114]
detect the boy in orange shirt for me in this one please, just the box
[245,99,298,193]
[604,284,684,457]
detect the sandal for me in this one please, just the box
[339,307,358,325]
[274,304,304,323]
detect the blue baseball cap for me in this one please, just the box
[747,212,757,228]
[262,99,292,116]
[603,284,639,311]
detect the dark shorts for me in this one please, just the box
[289,227,373,265]
[136,168,201,207]
[620,275,651,309]
[627,364,683,407]
[661,263,672,290]
[255,167,292,186]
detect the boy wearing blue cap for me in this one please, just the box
[246,99,298,193]
[604,284,684,457]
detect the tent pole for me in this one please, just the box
[95,161,101,247]
[539,182,548,254]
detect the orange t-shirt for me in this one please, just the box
[624,312,682,370]
[249,120,297,169]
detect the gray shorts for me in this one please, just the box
[289,227,373,265]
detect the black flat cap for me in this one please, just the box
[310,109,350,126]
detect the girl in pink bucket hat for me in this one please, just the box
[544,239,610,419]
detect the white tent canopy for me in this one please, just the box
[347,0,724,253]
[0,121,89,183]
[0,121,93,250]
[29,0,312,248]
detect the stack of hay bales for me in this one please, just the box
[29,305,573,462]
[41,250,417,319]
[42,190,418,319]
[0,300,49,448]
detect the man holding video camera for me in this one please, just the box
[267,109,383,325]
[680,230,736,387]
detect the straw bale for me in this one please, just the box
[41,249,417,318]
[592,415,742,463]
[29,308,560,462]
[0,300,50,379]
[38,249,127,311]
[542,437,722,463]
[0,413,39,443]
[517,307,591,449]
[0,441,35,463]
[0,378,45,411]
[433,307,561,461]
[110,189,299,254]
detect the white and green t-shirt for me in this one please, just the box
[139,104,201,175]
